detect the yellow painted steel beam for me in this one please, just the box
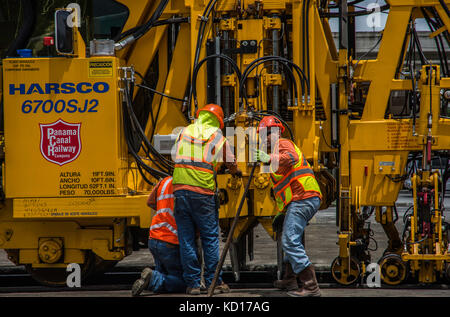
[12,196,150,221]
[291,0,317,161]
[146,23,191,136]
[361,6,411,121]
[402,254,450,261]
[314,8,338,153]
[128,26,169,80]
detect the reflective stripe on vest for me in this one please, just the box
[155,207,174,218]
[157,194,174,201]
[173,126,226,191]
[149,222,177,235]
[174,160,214,174]
[149,177,178,244]
[270,140,322,212]
[271,168,315,194]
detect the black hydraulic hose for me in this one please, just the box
[321,4,390,18]
[303,0,311,91]
[327,0,366,9]
[422,9,448,77]
[409,22,418,135]
[256,62,299,109]
[5,0,36,57]
[302,0,306,90]
[241,60,304,106]
[193,0,218,67]
[149,90,165,144]
[136,84,185,102]
[136,160,156,186]
[239,56,309,106]
[187,0,219,114]
[241,56,309,91]
[439,0,450,18]
[435,33,449,77]
[114,17,189,42]
[129,0,169,40]
[123,93,171,175]
[422,9,450,75]
[134,71,156,127]
[135,70,183,147]
[123,82,174,172]
[191,54,242,108]
[412,27,428,66]
[124,114,159,184]
[115,0,169,49]
[426,7,450,46]
[246,60,300,107]
[122,99,168,181]
[152,17,189,27]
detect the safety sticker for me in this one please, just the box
[40,119,82,166]
[88,60,113,78]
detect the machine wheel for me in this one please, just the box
[331,256,361,285]
[26,251,96,287]
[378,254,408,285]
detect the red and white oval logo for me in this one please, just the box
[39,119,82,166]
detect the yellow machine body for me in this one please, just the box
[3,57,127,199]
[0,35,150,284]
[1,0,450,286]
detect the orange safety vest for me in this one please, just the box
[270,140,322,212]
[149,176,178,245]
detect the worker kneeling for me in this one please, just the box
[132,176,186,296]
[254,116,322,297]
[172,104,241,295]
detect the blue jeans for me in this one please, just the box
[174,190,222,288]
[147,238,186,293]
[282,197,321,274]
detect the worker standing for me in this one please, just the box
[172,104,241,295]
[131,176,186,296]
[254,116,322,297]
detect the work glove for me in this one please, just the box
[252,148,271,164]
[272,212,285,232]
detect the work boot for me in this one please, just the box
[287,265,321,297]
[214,281,230,294]
[274,263,299,291]
[204,281,231,295]
[131,267,153,297]
[186,287,201,295]
[204,281,231,294]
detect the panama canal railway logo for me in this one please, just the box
[40,119,81,166]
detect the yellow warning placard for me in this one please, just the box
[89,61,113,78]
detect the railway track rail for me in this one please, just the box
[1,267,450,294]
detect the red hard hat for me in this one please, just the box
[196,104,224,129]
[258,115,285,133]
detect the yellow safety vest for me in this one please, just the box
[270,140,322,212]
[172,125,226,191]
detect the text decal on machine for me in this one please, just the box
[9,82,109,114]
[40,119,81,166]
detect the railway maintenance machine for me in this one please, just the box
[0,0,450,286]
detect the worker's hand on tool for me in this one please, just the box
[272,212,285,231]
[252,149,271,164]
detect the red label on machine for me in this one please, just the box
[39,119,82,166]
